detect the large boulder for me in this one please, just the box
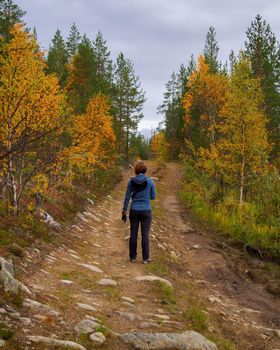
[0,257,19,293]
[119,330,217,350]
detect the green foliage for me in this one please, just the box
[113,52,146,161]
[0,0,26,41]
[203,26,220,74]
[129,133,150,160]
[0,322,13,340]
[245,14,280,156]
[47,29,68,87]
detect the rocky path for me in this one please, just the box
[1,162,280,349]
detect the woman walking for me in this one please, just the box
[122,161,156,263]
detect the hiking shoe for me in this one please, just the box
[130,259,136,263]
[142,259,151,264]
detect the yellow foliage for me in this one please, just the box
[63,93,116,180]
[183,55,228,146]
[150,131,169,163]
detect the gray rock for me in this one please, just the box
[60,280,74,285]
[135,275,173,288]
[115,311,143,321]
[122,296,136,304]
[76,303,97,312]
[23,298,60,316]
[78,263,103,274]
[0,340,5,348]
[28,336,86,350]
[98,278,117,286]
[20,317,32,326]
[42,211,62,231]
[90,332,106,344]
[275,329,280,338]
[0,257,33,295]
[74,319,100,335]
[140,322,160,329]
[119,330,218,350]
[0,257,19,293]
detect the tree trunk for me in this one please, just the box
[239,124,245,204]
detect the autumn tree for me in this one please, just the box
[64,93,116,180]
[183,55,228,151]
[150,131,169,163]
[0,24,65,214]
[113,52,145,161]
[0,0,25,41]
[245,15,280,157]
[210,55,269,203]
[47,29,69,87]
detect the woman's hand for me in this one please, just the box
[122,211,127,223]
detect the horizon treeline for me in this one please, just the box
[153,15,280,258]
[0,0,151,220]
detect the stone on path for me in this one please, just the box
[90,332,106,344]
[23,298,60,316]
[154,314,170,320]
[115,311,143,321]
[28,336,86,350]
[135,275,173,288]
[140,322,160,329]
[60,280,74,285]
[77,303,97,312]
[0,340,5,348]
[74,319,100,334]
[119,330,218,350]
[78,263,103,274]
[122,296,135,304]
[98,278,117,286]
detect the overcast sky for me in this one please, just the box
[17,0,280,136]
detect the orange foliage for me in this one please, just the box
[63,93,116,180]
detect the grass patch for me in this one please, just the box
[208,334,236,350]
[146,258,169,277]
[155,281,176,305]
[0,322,14,340]
[103,286,120,301]
[59,270,97,289]
[181,298,208,332]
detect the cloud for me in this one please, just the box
[17,0,280,129]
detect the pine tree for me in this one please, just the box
[0,0,26,41]
[47,29,68,87]
[245,14,280,157]
[204,26,220,74]
[66,23,81,58]
[229,50,236,74]
[113,52,145,160]
[66,34,95,114]
[92,30,113,95]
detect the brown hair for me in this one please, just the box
[134,161,147,175]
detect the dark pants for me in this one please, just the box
[129,209,152,261]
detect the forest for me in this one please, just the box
[153,17,280,259]
[0,0,279,261]
[0,0,150,248]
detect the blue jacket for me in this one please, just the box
[122,174,156,212]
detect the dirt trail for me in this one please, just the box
[4,161,280,349]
